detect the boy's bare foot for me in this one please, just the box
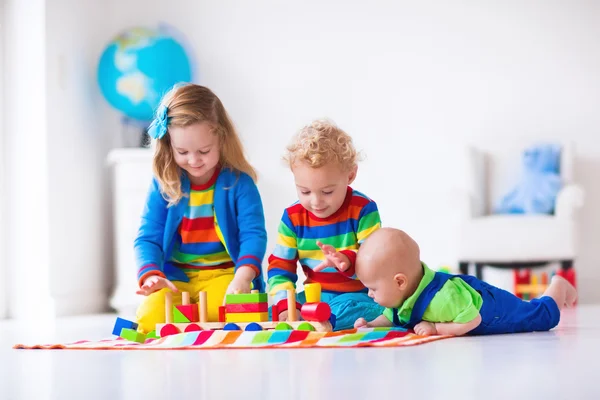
[551,275,578,307]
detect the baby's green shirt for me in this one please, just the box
[383,263,483,324]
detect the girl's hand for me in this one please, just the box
[224,266,256,300]
[313,241,351,272]
[136,275,178,296]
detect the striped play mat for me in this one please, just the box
[13,327,451,350]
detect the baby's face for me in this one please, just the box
[357,267,404,309]
[291,161,355,219]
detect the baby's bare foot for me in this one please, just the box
[552,275,578,307]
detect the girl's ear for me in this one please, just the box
[393,273,408,291]
[348,165,358,185]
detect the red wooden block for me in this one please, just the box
[175,304,199,322]
[301,302,331,322]
[218,306,226,323]
[225,302,268,313]
[272,304,279,322]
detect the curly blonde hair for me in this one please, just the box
[152,83,257,205]
[284,119,359,171]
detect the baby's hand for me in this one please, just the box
[414,321,437,336]
[136,275,178,296]
[354,317,369,328]
[313,241,350,272]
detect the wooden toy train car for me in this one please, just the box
[156,283,334,337]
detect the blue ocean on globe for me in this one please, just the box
[98,26,193,123]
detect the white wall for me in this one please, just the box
[4,0,598,315]
[0,0,7,319]
[3,0,54,318]
[110,0,600,303]
[44,0,119,315]
[3,0,118,319]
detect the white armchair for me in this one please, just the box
[456,143,584,282]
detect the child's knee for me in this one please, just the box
[135,289,171,333]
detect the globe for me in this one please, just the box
[97,26,193,123]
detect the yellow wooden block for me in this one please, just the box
[225,311,269,323]
[304,283,321,303]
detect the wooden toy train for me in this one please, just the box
[112,283,334,342]
[156,282,334,337]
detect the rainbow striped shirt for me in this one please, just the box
[169,169,234,270]
[267,187,381,295]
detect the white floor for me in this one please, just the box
[1,305,599,400]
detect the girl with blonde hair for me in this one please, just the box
[134,83,266,333]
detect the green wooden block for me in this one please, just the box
[120,328,147,343]
[146,330,159,339]
[225,292,268,305]
[173,306,191,323]
[297,322,316,332]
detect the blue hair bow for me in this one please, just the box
[147,104,169,139]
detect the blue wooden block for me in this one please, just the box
[245,322,263,331]
[112,317,138,336]
[223,323,241,331]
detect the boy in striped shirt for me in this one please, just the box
[267,119,384,330]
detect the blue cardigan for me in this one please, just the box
[134,168,267,292]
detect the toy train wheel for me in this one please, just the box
[223,323,241,331]
[160,324,180,337]
[184,324,203,332]
[297,322,316,331]
[245,322,263,331]
[275,322,293,330]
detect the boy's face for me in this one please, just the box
[357,268,405,308]
[292,161,357,219]
[169,122,221,185]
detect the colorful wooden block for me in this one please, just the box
[120,328,147,343]
[175,304,199,322]
[225,302,268,313]
[146,330,159,339]
[218,306,226,323]
[304,283,321,303]
[173,306,191,323]
[301,302,331,322]
[225,292,268,305]
[112,317,138,336]
[226,311,269,323]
